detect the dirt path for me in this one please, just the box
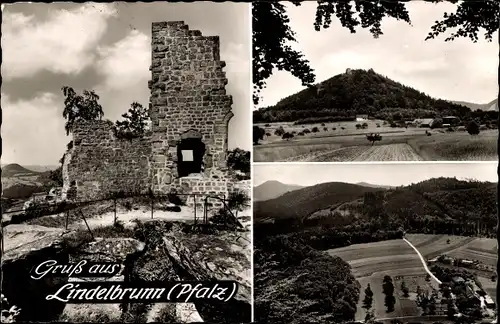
[403,238,442,285]
[286,143,423,162]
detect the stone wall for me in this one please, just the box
[63,120,152,201]
[148,21,234,205]
[63,21,238,206]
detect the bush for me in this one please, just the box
[297,132,305,136]
[274,126,285,136]
[332,127,336,131]
[227,148,250,174]
[467,120,480,135]
[323,127,328,131]
[311,127,319,133]
[282,132,294,140]
[253,126,266,144]
[430,118,443,129]
[304,129,311,134]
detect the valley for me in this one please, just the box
[254,120,497,162]
[253,69,498,162]
[253,175,498,324]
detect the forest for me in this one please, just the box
[253,69,498,125]
[254,177,497,323]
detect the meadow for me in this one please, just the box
[327,235,497,322]
[328,239,439,321]
[254,120,497,162]
[406,234,497,302]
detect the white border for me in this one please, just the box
[248,2,254,323]
[252,160,498,165]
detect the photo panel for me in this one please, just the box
[253,162,498,324]
[1,2,252,323]
[252,1,498,163]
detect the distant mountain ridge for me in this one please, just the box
[451,98,498,111]
[254,177,495,225]
[355,182,394,189]
[254,68,486,123]
[254,181,382,220]
[1,163,55,200]
[254,180,304,201]
[2,164,40,177]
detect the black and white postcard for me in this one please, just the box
[1,2,251,323]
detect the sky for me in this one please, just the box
[257,1,498,108]
[253,162,497,187]
[1,2,251,166]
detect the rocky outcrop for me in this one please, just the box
[1,224,69,322]
[162,225,251,303]
[2,218,249,323]
[61,237,146,322]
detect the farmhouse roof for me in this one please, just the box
[485,295,495,304]
[414,118,434,125]
[452,276,465,283]
[443,116,459,119]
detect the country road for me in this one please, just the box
[403,237,442,285]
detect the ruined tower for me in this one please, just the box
[148,21,234,201]
[62,21,236,204]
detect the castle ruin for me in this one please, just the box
[62,21,237,206]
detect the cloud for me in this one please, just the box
[1,93,68,165]
[2,3,117,80]
[95,30,151,90]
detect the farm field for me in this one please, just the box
[328,239,439,321]
[253,121,497,162]
[405,234,497,263]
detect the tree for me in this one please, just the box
[366,133,382,146]
[282,132,294,140]
[253,1,499,106]
[115,102,150,137]
[253,125,266,144]
[382,275,396,312]
[274,126,286,136]
[364,309,375,322]
[430,118,443,129]
[227,148,250,175]
[385,294,396,312]
[311,126,319,133]
[61,86,104,135]
[401,281,409,298]
[363,284,374,309]
[447,298,457,319]
[466,119,480,135]
[227,189,251,218]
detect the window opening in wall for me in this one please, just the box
[177,137,206,177]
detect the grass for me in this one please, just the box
[408,131,497,161]
[254,121,497,162]
[328,239,441,321]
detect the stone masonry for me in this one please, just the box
[63,21,237,207]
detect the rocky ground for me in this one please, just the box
[1,204,252,323]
